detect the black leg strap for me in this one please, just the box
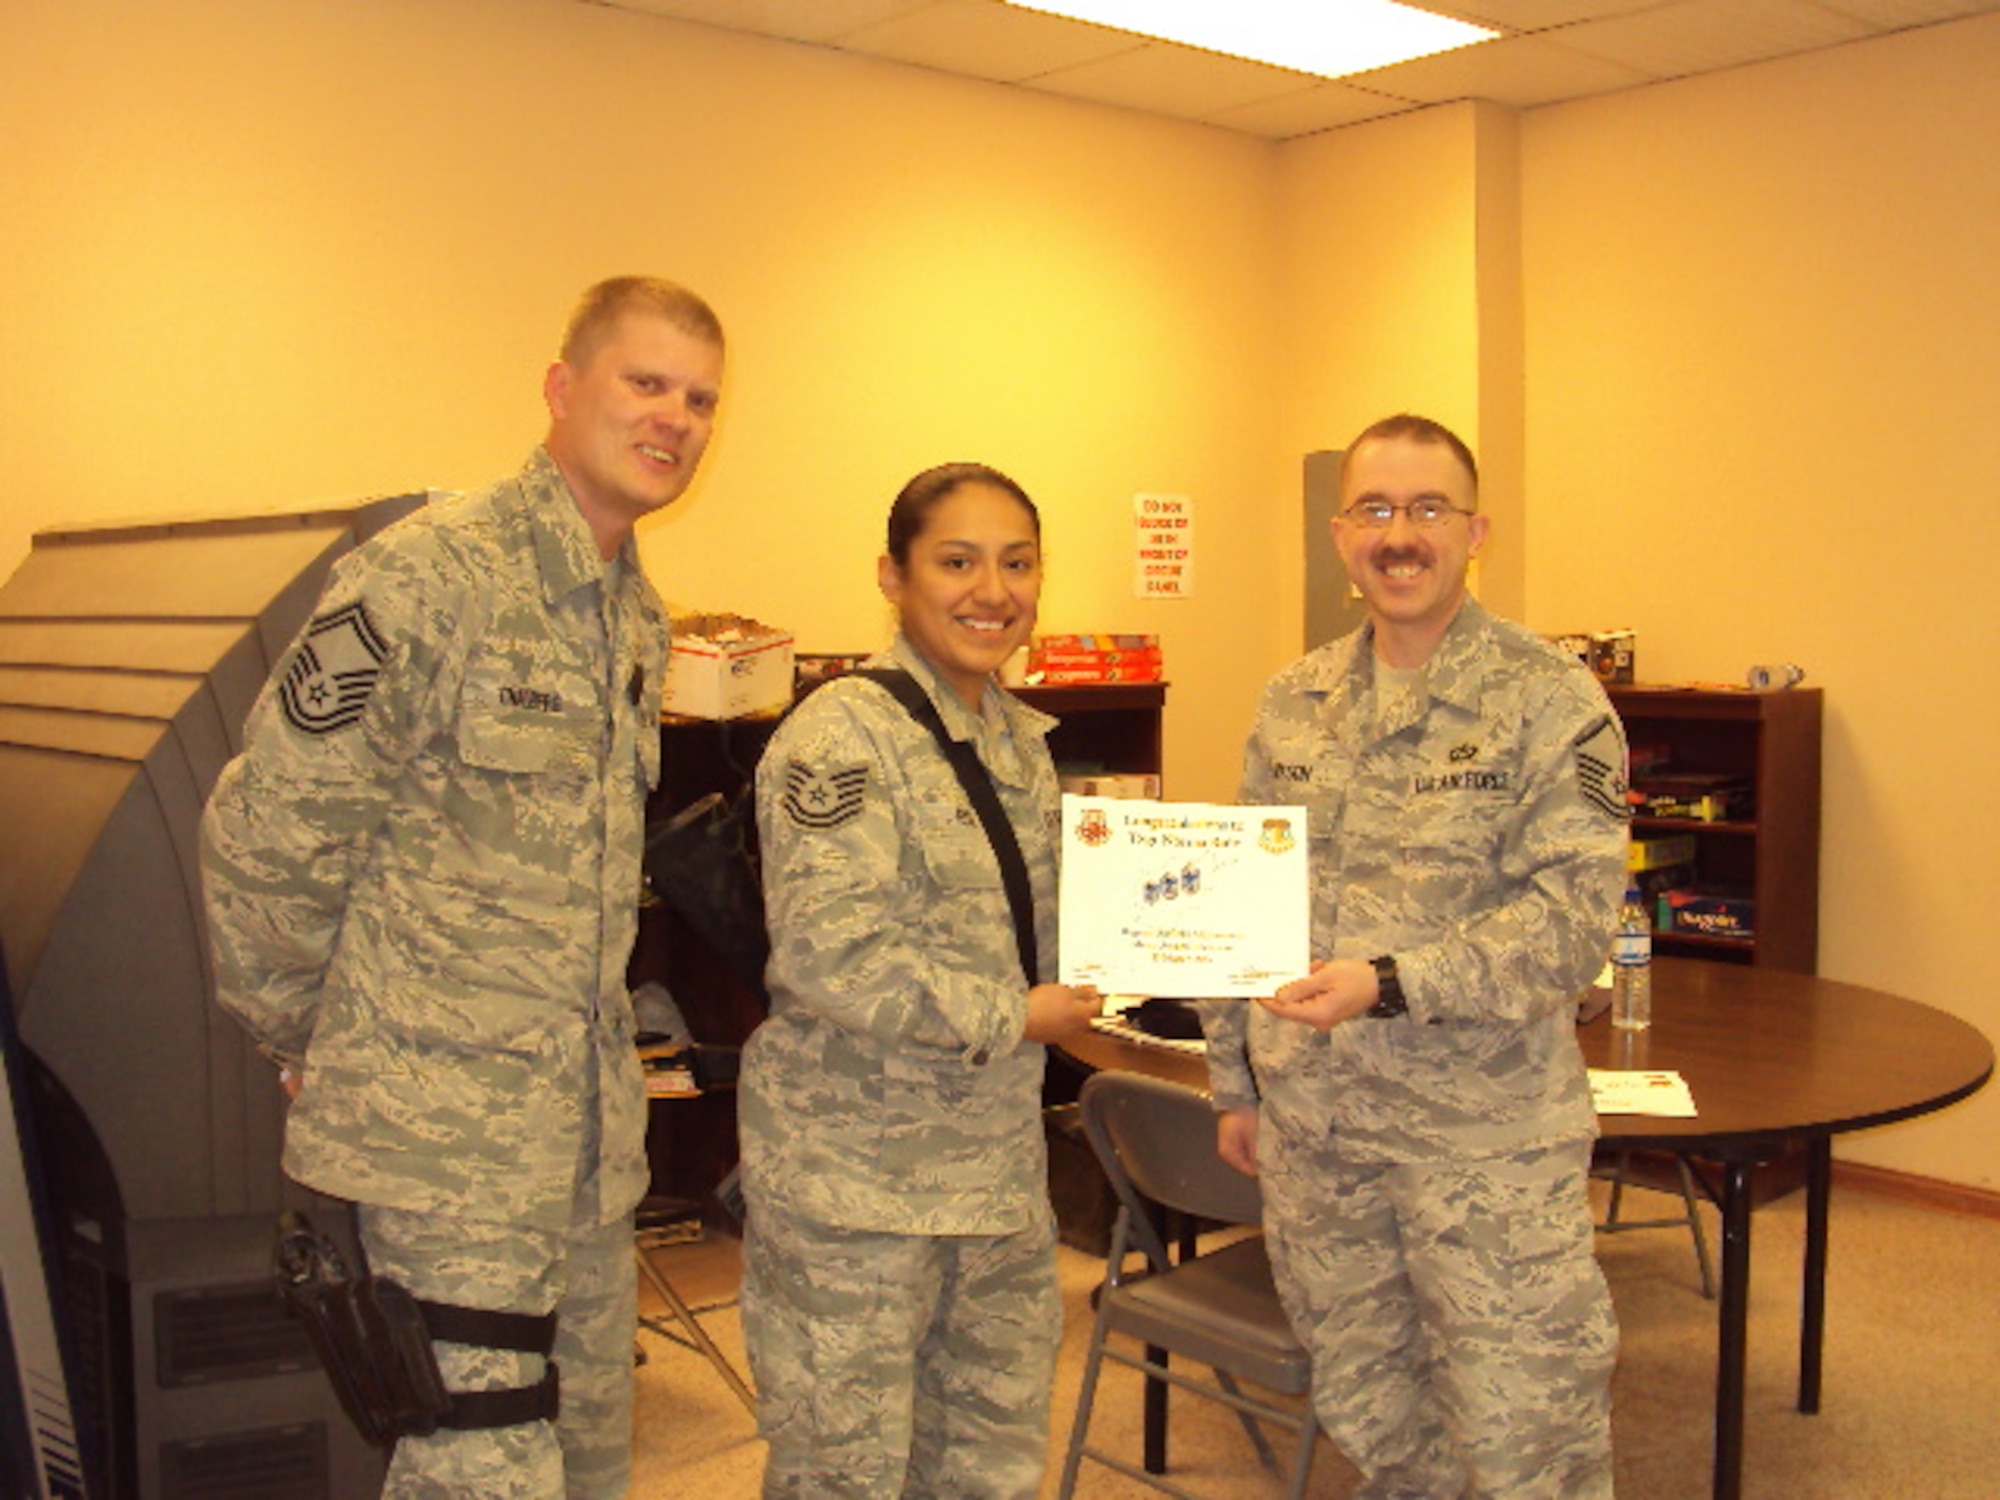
[416,1299,561,1430]
[417,1300,558,1356]
[434,1362,561,1431]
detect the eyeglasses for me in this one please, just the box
[1342,498,1472,529]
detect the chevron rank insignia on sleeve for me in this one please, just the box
[278,601,389,736]
[781,759,869,830]
[1573,714,1631,823]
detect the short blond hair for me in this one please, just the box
[559,276,724,367]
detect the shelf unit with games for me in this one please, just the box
[1610,684,1823,974]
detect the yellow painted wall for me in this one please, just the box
[1275,100,1524,628]
[0,0,1285,802]
[4,0,1995,1187]
[1520,15,2000,1186]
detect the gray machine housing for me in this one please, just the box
[0,495,427,1499]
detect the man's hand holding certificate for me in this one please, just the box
[1057,795,1311,998]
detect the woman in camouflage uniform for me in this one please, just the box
[736,463,1103,1499]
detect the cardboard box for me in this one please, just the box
[1590,629,1636,685]
[1666,888,1755,940]
[1548,632,1591,665]
[1547,629,1635,683]
[1628,833,1697,872]
[1026,634,1164,685]
[663,613,795,720]
[1034,633,1158,652]
[1028,664,1164,685]
[1633,773,1754,823]
[1030,647,1164,671]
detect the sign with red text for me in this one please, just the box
[1134,493,1193,598]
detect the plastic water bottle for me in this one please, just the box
[1611,884,1652,1031]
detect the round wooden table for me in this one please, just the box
[1060,959,1994,1500]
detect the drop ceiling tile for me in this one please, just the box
[1812,0,2000,24]
[1353,32,1659,106]
[1549,0,1876,78]
[585,0,2000,138]
[1427,0,1668,29]
[1025,41,1327,118]
[589,0,935,46]
[837,0,1144,82]
[1203,82,1425,139]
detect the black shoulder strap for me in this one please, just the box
[854,669,1039,987]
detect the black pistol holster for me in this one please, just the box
[275,1209,560,1447]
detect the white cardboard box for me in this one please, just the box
[663,618,795,720]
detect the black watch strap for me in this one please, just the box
[1366,955,1407,1018]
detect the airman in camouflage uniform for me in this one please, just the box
[737,464,1101,1499]
[1203,416,1628,1499]
[201,278,725,1498]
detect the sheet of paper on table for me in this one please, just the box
[1589,1069,1698,1117]
[1089,1013,1208,1055]
[1058,795,1310,998]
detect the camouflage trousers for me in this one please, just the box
[1259,1129,1617,1500]
[740,1205,1061,1499]
[357,1199,638,1500]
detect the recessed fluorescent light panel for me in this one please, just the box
[1004,0,1497,79]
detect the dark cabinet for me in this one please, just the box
[1014,681,1166,787]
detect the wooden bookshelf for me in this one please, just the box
[1611,684,1823,974]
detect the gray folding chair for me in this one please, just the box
[1055,1071,1321,1500]
[633,1196,756,1413]
[1592,1146,1717,1298]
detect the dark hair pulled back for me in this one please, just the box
[885,463,1041,567]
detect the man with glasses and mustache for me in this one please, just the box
[1201,414,1630,1499]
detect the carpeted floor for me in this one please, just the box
[631,1178,2000,1497]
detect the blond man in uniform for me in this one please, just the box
[1203,414,1628,1499]
[202,277,724,1497]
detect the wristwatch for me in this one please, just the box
[1366,955,1408,1019]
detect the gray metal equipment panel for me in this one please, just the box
[0,492,425,1211]
[1303,449,1367,652]
[0,493,426,1500]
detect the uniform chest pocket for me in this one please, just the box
[1397,795,1508,898]
[914,804,1001,890]
[457,648,602,779]
[458,704,598,780]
